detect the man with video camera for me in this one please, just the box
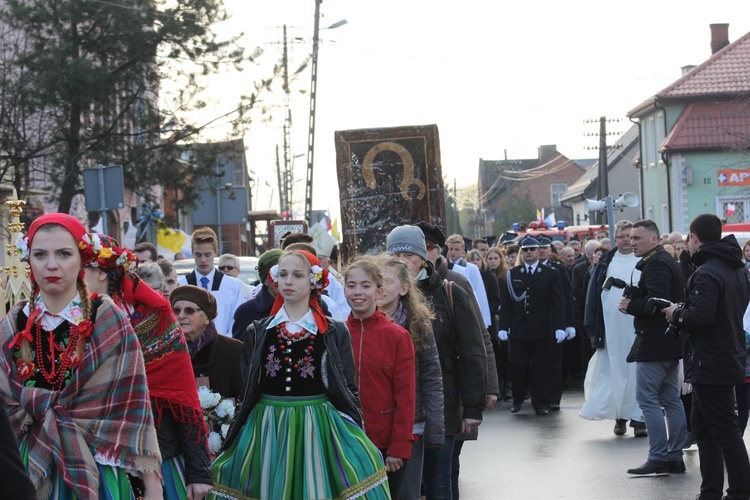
[662,214,750,500]
[619,219,688,475]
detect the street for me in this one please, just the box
[459,379,750,499]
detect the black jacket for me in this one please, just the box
[417,261,487,435]
[626,245,685,362]
[499,262,565,340]
[232,285,274,341]
[673,235,750,385]
[223,316,362,450]
[583,248,618,349]
[572,257,591,329]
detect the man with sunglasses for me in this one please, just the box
[219,253,252,300]
[499,236,566,415]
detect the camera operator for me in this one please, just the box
[619,219,688,475]
[662,214,750,499]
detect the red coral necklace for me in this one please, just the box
[34,321,82,391]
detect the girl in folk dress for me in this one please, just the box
[0,213,162,499]
[211,249,390,500]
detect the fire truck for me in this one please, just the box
[500,221,609,243]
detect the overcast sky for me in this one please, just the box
[182,0,750,222]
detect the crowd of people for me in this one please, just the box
[0,213,748,500]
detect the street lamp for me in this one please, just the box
[304,1,347,224]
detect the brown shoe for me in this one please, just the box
[633,425,648,438]
[614,419,627,436]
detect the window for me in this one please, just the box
[550,183,568,207]
[716,195,750,223]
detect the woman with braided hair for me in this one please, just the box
[0,213,162,499]
[83,233,212,500]
[211,249,390,500]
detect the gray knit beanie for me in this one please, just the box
[386,225,428,260]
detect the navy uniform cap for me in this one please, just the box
[538,236,552,247]
[520,236,541,248]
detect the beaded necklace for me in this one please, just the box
[34,321,82,391]
[264,322,317,380]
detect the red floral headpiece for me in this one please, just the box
[81,233,139,281]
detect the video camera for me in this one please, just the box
[601,276,638,299]
[645,297,681,337]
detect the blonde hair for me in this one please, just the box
[445,234,465,247]
[466,249,486,271]
[191,226,218,252]
[377,254,434,354]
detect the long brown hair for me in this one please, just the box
[377,254,434,354]
[487,246,508,279]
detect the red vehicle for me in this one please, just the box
[502,222,609,243]
[722,222,750,245]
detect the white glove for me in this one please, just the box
[566,327,576,340]
[498,330,509,342]
[555,330,566,343]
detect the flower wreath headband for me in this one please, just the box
[269,251,329,293]
[79,233,139,280]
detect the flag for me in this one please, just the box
[331,218,340,241]
[727,203,736,216]
[157,227,186,254]
[536,209,542,223]
[544,212,556,228]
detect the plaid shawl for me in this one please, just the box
[0,297,161,499]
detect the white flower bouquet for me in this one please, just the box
[198,386,237,455]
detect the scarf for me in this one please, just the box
[188,322,218,359]
[0,297,161,499]
[118,274,207,444]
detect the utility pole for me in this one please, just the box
[276,145,285,216]
[584,117,621,225]
[304,0,322,225]
[282,25,293,219]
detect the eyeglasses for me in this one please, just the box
[218,265,236,272]
[172,306,202,316]
[521,247,538,252]
[426,244,439,251]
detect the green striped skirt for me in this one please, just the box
[210,394,390,500]
[20,440,134,499]
[162,455,187,499]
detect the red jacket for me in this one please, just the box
[347,309,416,459]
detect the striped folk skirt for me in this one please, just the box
[210,394,390,500]
[20,440,135,499]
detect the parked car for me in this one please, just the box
[172,256,260,286]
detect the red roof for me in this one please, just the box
[661,102,750,152]
[629,30,750,117]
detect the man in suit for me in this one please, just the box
[499,236,566,415]
[538,236,576,410]
[178,227,246,336]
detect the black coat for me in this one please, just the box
[673,235,750,385]
[232,285,275,341]
[499,262,565,340]
[583,248,618,349]
[418,261,487,435]
[572,257,591,329]
[625,245,685,362]
[192,331,244,400]
[543,259,575,329]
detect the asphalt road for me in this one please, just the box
[458,379,750,500]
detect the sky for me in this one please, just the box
[179,0,750,224]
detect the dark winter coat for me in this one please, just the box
[672,235,750,385]
[417,261,487,436]
[625,245,685,362]
[584,247,618,349]
[191,327,244,401]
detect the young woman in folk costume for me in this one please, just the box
[212,249,390,500]
[0,214,162,499]
[82,233,212,500]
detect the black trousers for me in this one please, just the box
[550,341,563,405]
[692,384,750,500]
[509,338,552,410]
